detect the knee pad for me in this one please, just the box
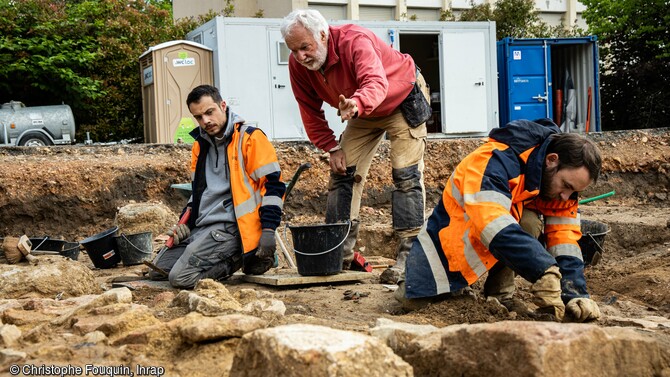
[392,165,424,229]
[326,166,356,223]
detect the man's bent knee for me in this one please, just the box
[168,267,199,289]
[392,165,424,229]
[326,166,356,223]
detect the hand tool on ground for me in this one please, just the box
[142,260,169,277]
[276,162,312,269]
[2,235,38,265]
[143,207,192,277]
[350,251,372,272]
[159,207,192,255]
[31,250,60,256]
[579,190,615,204]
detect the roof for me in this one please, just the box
[139,40,213,59]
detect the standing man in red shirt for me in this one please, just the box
[281,9,431,283]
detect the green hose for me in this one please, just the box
[579,190,616,204]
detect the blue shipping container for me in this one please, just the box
[497,36,601,132]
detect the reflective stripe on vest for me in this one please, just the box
[545,214,581,226]
[447,174,507,284]
[233,124,262,217]
[548,243,583,261]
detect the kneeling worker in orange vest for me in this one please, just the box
[149,85,285,289]
[397,119,601,322]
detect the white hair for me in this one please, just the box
[281,9,329,41]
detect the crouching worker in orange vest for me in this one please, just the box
[149,85,285,289]
[397,119,602,322]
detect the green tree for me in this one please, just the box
[458,0,585,39]
[0,1,103,109]
[0,0,210,142]
[580,0,669,130]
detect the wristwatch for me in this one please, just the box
[328,144,342,153]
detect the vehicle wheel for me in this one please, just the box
[18,132,52,146]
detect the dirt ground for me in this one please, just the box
[1,128,669,370]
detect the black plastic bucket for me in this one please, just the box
[80,226,120,269]
[288,222,350,276]
[578,219,609,266]
[30,237,67,252]
[61,242,81,260]
[114,231,153,266]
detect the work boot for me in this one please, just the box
[341,220,360,270]
[483,262,516,301]
[394,280,432,311]
[499,297,530,315]
[380,236,414,284]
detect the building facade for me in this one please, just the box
[173,0,587,30]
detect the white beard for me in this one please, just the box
[300,41,327,71]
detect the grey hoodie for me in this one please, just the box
[192,109,246,228]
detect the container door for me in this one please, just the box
[440,30,488,133]
[268,29,343,141]
[504,42,552,122]
[268,30,305,140]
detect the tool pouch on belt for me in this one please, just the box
[399,70,431,128]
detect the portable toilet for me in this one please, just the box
[139,40,213,143]
[497,36,601,132]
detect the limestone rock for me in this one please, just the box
[229,324,413,377]
[72,303,160,339]
[233,288,275,306]
[2,308,54,326]
[115,201,177,237]
[607,315,670,329]
[84,330,107,344]
[51,287,133,326]
[369,317,438,354]
[0,258,100,299]
[151,291,175,309]
[403,321,670,377]
[21,323,51,344]
[172,280,243,315]
[0,348,27,365]
[179,313,267,343]
[0,324,22,347]
[241,299,286,320]
[113,321,184,358]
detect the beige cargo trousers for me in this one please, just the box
[326,73,430,268]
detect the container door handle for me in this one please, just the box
[275,84,286,89]
[532,94,548,102]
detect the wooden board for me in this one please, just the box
[241,269,374,286]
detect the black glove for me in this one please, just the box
[256,229,276,259]
[167,224,190,247]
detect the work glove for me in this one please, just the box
[256,229,276,259]
[531,265,565,321]
[167,224,190,247]
[565,297,601,322]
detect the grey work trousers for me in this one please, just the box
[150,222,242,289]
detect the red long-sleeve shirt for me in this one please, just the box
[288,24,416,151]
